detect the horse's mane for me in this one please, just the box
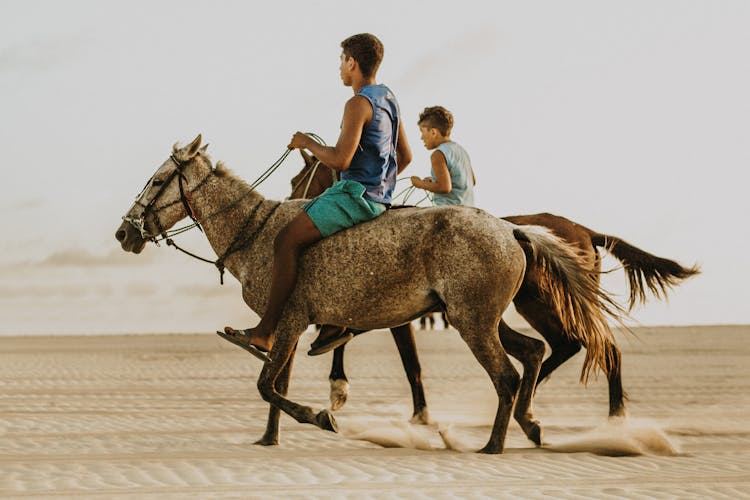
[171,139,251,189]
[213,159,251,189]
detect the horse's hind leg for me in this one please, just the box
[498,320,545,445]
[537,336,582,386]
[453,315,520,454]
[257,341,297,446]
[390,323,429,424]
[606,341,626,417]
[517,298,625,417]
[514,299,581,386]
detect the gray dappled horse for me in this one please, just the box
[292,150,700,442]
[116,135,621,453]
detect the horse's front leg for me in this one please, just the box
[257,340,297,446]
[605,341,627,417]
[257,321,337,435]
[329,337,349,411]
[328,328,371,411]
[390,323,430,424]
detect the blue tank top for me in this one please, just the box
[432,141,475,206]
[341,84,400,204]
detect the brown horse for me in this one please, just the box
[292,150,700,442]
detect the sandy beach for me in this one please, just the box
[2,325,749,498]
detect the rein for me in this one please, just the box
[292,160,321,199]
[289,133,332,199]
[166,200,282,284]
[390,177,434,207]
[290,160,339,199]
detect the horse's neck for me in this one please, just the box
[317,165,337,192]
[190,171,266,259]
[306,164,337,198]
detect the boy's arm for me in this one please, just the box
[396,123,412,174]
[411,150,451,194]
[288,96,372,171]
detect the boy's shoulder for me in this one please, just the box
[358,83,396,98]
[437,140,462,151]
[437,141,471,160]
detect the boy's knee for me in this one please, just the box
[273,226,307,255]
[273,230,291,254]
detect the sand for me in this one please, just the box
[2,325,749,498]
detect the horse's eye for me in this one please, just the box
[152,179,164,186]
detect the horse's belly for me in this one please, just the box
[303,280,439,330]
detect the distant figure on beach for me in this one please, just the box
[411,106,476,330]
[410,106,476,207]
[222,33,412,360]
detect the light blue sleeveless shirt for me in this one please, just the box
[341,84,400,204]
[432,141,475,206]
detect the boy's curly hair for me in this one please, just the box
[341,33,384,78]
[418,106,454,136]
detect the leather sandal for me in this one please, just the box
[216,329,272,363]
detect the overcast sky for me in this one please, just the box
[1,1,748,334]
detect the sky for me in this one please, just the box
[1,0,748,334]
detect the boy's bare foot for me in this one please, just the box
[216,327,273,362]
[308,325,354,356]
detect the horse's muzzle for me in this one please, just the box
[115,220,147,254]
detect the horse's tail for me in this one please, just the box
[584,228,701,311]
[513,226,626,383]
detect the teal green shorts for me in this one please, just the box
[303,180,386,237]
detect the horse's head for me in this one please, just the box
[289,150,338,200]
[115,134,212,254]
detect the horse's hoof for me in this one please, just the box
[316,409,338,433]
[329,379,349,411]
[517,415,543,446]
[409,409,431,425]
[609,407,627,418]
[477,444,502,454]
[527,423,543,447]
[254,436,279,446]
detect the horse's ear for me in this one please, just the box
[199,144,209,154]
[299,149,313,166]
[186,134,202,158]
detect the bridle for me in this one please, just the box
[121,138,321,284]
[123,150,285,284]
[124,154,212,242]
